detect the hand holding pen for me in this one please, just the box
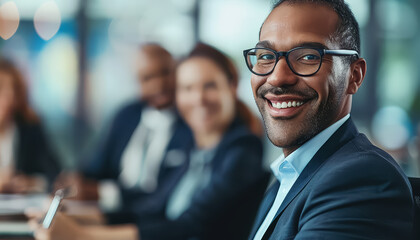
[26,187,83,240]
[41,188,69,229]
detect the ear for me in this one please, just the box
[347,58,367,95]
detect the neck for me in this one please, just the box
[282,146,299,158]
[194,130,224,150]
[282,113,350,158]
[153,102,174,111]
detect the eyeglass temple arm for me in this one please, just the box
[324,49,359,58]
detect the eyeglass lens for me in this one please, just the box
[246,48,322,76]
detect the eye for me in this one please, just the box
[203,81,217,90]
[294,52,321,66]
[140,75,152,82]
[301,54,320,61]
[256,51,276,67]
[290,48,322,65]
[160,68,171,76]
[177,82,193,92]
[258,53,276,60]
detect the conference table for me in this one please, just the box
[0,194,103,239]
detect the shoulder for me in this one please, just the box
[16,119,45,137]
[110,100,145,127]
[15,120,51,152]
[213,120,264,169]
[115,100,145,118]
[314,133,411,196]
[210,119,267,184]
[297,133,414,239]
[220,120,263,152]
[326,133,406,177]
[168,118,194,149]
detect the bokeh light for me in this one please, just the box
[372,106,413,151]
[0,1,19,40]
[34,1,61,40]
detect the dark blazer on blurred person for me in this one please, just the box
[83,100,193,218]
[138,117,270,240]
[15,117,60,186]
[248,119,414,240]
[0,58,60,192]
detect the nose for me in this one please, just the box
[190,87,206,106]
[152,75,168,92]
[266,57,298,87]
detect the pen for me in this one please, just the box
[42,188,68,229]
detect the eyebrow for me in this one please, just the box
[255,41,329,50]
[255,40,274,49]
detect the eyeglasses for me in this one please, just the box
[243,47,359,77]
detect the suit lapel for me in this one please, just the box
[248,181,280,240]
[262,118,359,239]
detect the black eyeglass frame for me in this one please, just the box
[243,47,359,77]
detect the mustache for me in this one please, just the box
[257,84,317,99]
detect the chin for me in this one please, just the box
[266,130,295,148]
[268,133,312,150]
[264,115,317,149]
[152,101,171,109]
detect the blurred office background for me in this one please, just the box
[0,0,419,176]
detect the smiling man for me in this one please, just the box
[245,0,414,239]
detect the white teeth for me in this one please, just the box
[271,101,304,109]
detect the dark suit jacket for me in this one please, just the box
[83,100,193,219]
[14,117,60,185]
[138,118,270,240]
[249,118,414,240]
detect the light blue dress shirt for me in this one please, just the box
[166,148,214,220]
[253,114,350,240]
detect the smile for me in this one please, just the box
[263,94,309,118]
[270,100,304,109]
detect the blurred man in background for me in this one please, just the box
[79,43,192,224]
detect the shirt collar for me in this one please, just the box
[270,114,350,181]
[142,106,176,130]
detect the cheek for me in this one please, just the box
[175,92,191,116]
[139,82,151,96]
[206,89,229,107]
[220,95,234,111]
[305,76,329,103]
[218,92,236,122]
[309,60,344,103]
[251,75,264,97]
[141,79,161,94]
[0,89,14,103]
[160,77,172,92]
[165,76,175,90]
[0,96,14,116]
[206,90,222,105]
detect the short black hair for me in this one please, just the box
[268,0,360,62]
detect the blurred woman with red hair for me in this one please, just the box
[0,58,60,193]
